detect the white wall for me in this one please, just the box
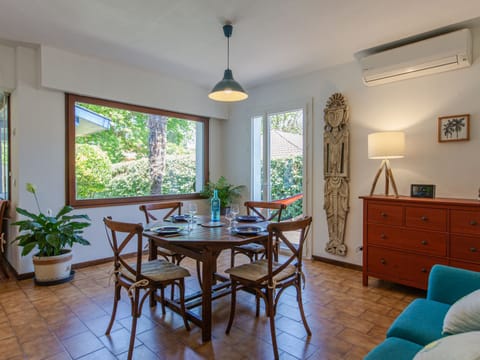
[3,44,227,275]
[227,27,480,265]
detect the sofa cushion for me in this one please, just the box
[364,337,423,360]
[413,331,480,360]
[443,289,480,335]
[386,298,450,345]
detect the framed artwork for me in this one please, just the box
[438,114,470,142]
[411,184,436,198]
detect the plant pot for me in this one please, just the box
[32,249,74,285]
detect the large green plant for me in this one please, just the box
[200,176,245,208]
[12,183,91,257]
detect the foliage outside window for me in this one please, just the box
[66,94,209,207]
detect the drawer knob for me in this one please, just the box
[380,258,386,264]
[470,220,478,226]
[421,216,428,221]
[470,247,478,253]
[380,233,386,239]
[421,268,427,273]
[380,212,387,218]
[421,240,428,245]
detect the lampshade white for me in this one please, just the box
[368,132,405,159]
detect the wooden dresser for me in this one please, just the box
[361,195,480,290]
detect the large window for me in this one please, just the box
[66,94,209,207]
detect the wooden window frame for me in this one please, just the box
[66,94,209,208]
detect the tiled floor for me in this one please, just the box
[0,254,424,359]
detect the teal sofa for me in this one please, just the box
[365,264,480,360]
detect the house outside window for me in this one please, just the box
[66,94,208,207]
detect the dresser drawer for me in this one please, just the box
[450,235,480,262]
[367,246,403,279]
[367,224,403,246]
[367,203,403,226]
[405,207,447,231]
[367,225,447,256]
[401,229,447,256]
[403,255,447,290]
[451,210,480,235]
[449,260,480,272]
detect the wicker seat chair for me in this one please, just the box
[103,217,190,360]
[230,201,286,267]
[225,216,312,359]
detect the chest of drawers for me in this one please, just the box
[361,196,480,289]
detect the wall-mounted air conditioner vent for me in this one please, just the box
[359,29,472,86]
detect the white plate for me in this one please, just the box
[152,226,182,234]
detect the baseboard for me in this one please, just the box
[312,255,362,271]
[10,250,146,280]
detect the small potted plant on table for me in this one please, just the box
[200,176,245,213]
[12,183,91,285]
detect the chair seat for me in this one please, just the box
[122,259,190,282]
[226,259,296,283]
[233,243,265,254]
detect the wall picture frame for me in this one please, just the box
[411,184,436,198]
[438,114,470,142]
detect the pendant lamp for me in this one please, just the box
[208,24,248,102]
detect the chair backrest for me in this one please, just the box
[265,215,312,283]
[103,217,144,282]
[139,201,183,224]
[244,201,286,222]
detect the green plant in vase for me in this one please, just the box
[200,176,245,209]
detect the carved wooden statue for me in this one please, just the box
[323,93,349,256]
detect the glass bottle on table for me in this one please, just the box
[211,189,220,222]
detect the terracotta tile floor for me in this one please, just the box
[0,254,424,359]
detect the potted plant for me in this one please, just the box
[12,183,91,285]
[200,176,245,212]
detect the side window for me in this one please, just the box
[66,94,209,207]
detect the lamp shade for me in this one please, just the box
[368,132,405,159]
[208,69,248,102]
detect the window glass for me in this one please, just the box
[0,93,9,200]
[67,94,208,207]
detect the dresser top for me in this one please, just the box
[360,195,480,207]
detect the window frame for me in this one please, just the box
[66,94,209,208]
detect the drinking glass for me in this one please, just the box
[187,203,198,232]
[225,207,234,231]
[230,203,240,230]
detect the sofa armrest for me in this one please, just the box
[427,264,480,304]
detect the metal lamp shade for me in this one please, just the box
[208,69,248,102]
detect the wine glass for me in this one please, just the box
[225,207,234,231]
[187,203,198,232]
[230,203,240,230]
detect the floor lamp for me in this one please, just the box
[368,132,405,197]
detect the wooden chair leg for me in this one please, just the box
[106,283,121,334]
[255,292,260,317]
[295,280,311,335]
[226,280,237,334]
[230,250,236,268]
[267,287,279,360]
[128,291,140,360]
[178,279,190,331]
[160,287,166,315]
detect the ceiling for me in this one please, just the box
[1,0,480,90]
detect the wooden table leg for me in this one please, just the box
[201,249,214,342]
[149,238,157,307]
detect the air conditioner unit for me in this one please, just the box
[360,29,472,86]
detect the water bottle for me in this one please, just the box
[211,189,220,222]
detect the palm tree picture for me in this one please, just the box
[438,114,470,142]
